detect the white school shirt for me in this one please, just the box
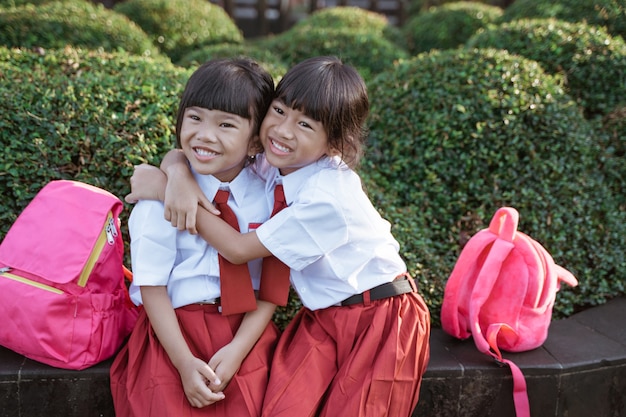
[128,166,269,309]
[254,155,407,310]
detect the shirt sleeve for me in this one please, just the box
[256,186,349,271]
[128,200,177,286]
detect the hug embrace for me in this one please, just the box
[110,55,431,417]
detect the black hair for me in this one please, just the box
[274,56,369,168]
[175,57,274,148]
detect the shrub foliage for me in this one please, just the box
[176,42,288,82]
[258,26,408,82]
[0,1,159,56]
[364,48,626,323]
[468,18,626,117]
[114,0,243,63]
[402,1,503,54]
[0,46,188,242]
[499,0,626,42]
[289,6,405,48]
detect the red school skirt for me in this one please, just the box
[110,304,280,417]
[261,291,431,417]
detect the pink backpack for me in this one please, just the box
[0,180,138,370]
[441,207,578,417]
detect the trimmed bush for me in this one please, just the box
[364,48,626,324]
[176,42,288,82]
[407,0,503,17]
[257,26,409,82]
[402,1,503,54]
[0,46,189,241]
[467,18,626,118]
[0,0,69,7]
[114,0,243,63]
[595,106,626,197]
[289,6,406,48]
[0,1,159,56]
[499,0,626,42]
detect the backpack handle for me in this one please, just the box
[488,207,519,242]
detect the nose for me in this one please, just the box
[196,123,217,142]
[274,117,294,140]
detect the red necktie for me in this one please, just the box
[214,189,257,315]
[259,184,291,306]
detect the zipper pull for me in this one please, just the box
[105,217,117,245]
[0,266,10,273]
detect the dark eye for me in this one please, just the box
[274,106,284,115]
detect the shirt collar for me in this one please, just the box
[274,156,343,205]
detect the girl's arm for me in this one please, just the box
[207,300,277,392]
[195,205,272,264]
[140,286,225,408]
[157,149,271,264]
[127,152,271,263]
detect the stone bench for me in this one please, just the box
[1,297,625,417]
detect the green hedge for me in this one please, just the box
[0,0,66,7]
[595,106,626,197]
[402,1,503,54]
[257,26,408,82]
[0,1,159,57]
[499,0,626,42]
[114,0,243,63]
[364,47,626,324]
[467,18,626,117]
[289,6,405,48]
[176,42,288,82]
[0,46,188,241]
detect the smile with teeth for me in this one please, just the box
[194,147,218,157]
[272,139,291,153]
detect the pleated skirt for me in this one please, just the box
[261,292,430,417]
[110,304,280,417]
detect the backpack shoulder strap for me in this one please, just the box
[468,207,518,354]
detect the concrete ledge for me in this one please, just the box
[1,297,625,417]
[414,296,626,417]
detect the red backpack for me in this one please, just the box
[0,180,138,370]
[441,207,578,417]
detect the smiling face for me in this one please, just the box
[260,99,332,175]
[179,106,255,182]
[173,58,274,181]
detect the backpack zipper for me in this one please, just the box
[0,267,63,294]
[77,211,116,287]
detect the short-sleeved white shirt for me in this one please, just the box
[128,166,269,309]
[254,155,407,310]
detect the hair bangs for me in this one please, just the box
[183,69,253,120]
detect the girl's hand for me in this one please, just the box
[161,150,219,234]
[125,164,166,204]
[163,164,211,234]
[178,356,226,408]
[206,343,245,393]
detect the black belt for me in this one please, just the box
[341,275,417,306]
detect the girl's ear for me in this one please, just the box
[326,140,342,158]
